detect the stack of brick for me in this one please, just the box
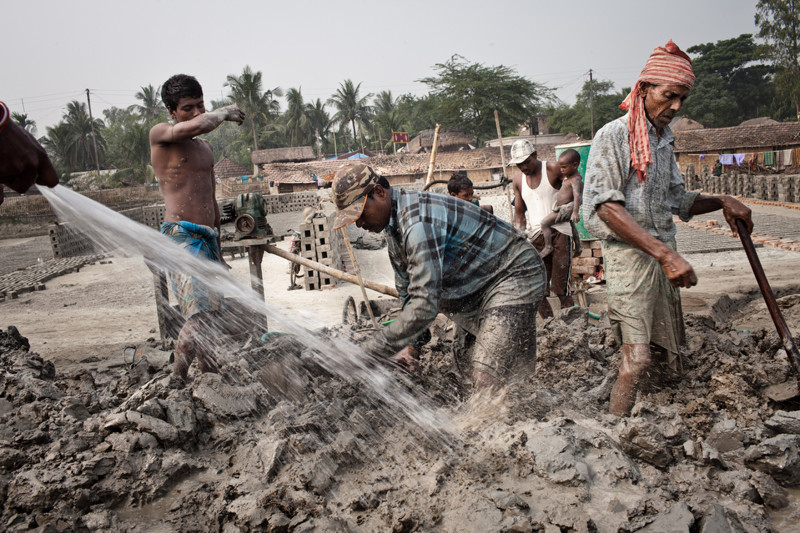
[571,240,603,281]
[297,213,343,290]
[49,223,98,259]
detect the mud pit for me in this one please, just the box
[2,286,800,533]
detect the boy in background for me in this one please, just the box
[447,172,494,214]
[538,149,583,258]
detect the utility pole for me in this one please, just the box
[85,89,101,176]
[589,69,595,140]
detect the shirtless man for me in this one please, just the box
[511,139,574,317]
[538,149,583,258]
[149,74,245,378]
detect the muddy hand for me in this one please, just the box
[720,196,753,237]
[393,346,420,373]
[659,251,697,288]
[224,105,245,125]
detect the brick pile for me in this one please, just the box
[0,254,105,300]
[571,240,604,281]
[297,214,343,291]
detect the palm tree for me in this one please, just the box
[372,90,401,151]
[63,100,106,171]
[327,80,373,149]
[305,98,332,154]
[129,84,165,124]
[285,87,310,147]
[41,123,72,173]
[224,65,282,151]
[12,112,37,135]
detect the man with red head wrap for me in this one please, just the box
[583,41,753,416]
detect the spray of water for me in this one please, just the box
[38,184,454,444]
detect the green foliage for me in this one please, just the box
[41,101,106,174]
[756,0,800,118]
[129,84,167,125]
[418,55,555,144]
[12,112,36,135]
[224,66,283,151]
[546,79,627,138]
[102,106,151,183]
[682,34,775,126]
[327,80,373,149]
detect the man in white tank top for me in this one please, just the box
[510,140,575,317]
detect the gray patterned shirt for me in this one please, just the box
[583,113,698,242]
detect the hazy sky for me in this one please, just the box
[5,0,760,133]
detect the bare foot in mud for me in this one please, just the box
[393,346,420,372]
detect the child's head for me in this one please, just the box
[558,149,581,177]
[448,172,475,202]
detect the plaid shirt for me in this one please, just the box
[381,189,541,351]
[583,113,698,242]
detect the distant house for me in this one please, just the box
[257,146,518,194]
[214,157,250,179]
[405,129,473,154]
[251,146,315,171]
[674,121,800,175]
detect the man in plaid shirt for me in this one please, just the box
[331,164,546,390]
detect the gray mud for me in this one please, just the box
[2,295,800,532]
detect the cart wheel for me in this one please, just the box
[342,296,358,324]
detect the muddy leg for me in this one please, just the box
[539,226,555,258]
[173,312,220,378]
[609,343,651,416]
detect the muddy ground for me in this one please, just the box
[2,206,800,531]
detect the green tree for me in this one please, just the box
[305,98,332,154]
[285,87,311,146]
[59,101,106,171]
[418,55,555,144]
[41,123,72,177]
[103,106,152,183]
[12,112,36,135]
[372,90,403,151]
[547,79,627,139]
[327,80,373,149]
[129,84,166,124]
[682,34,775,126]
[756,0,800,119]
[225,66,283,151]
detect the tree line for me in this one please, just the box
[12,0,799,187]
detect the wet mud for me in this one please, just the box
[2,293,800,532]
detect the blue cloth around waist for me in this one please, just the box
[161,221,221,261]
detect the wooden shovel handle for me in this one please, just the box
[735,218,800,379]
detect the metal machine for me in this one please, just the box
[234,193,272,240]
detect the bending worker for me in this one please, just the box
[331,163,546,390]
[583,40,753,416]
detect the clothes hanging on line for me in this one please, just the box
[718,154,734,165]
[734,153,746,166]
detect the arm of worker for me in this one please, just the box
[570,177,584,222]
[149,105,245,144]
[512,173,527,231]
[0,105,59,205]
[387,237,411,305]
[362,222,444,359]
[597,201,697,288]
[689,194,753,236]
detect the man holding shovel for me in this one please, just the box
[331,163,546,390]
[583,40,753,416]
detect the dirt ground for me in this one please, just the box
[2,205,800,532]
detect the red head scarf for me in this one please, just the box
[620,40,695,182]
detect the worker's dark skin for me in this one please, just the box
[597,82,753,290]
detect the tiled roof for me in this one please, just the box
[259,146,526,184]
[674,122,800,153]
[251,146,316,164]
[214,157,250,178]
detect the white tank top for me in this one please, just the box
[521,161,571,236]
